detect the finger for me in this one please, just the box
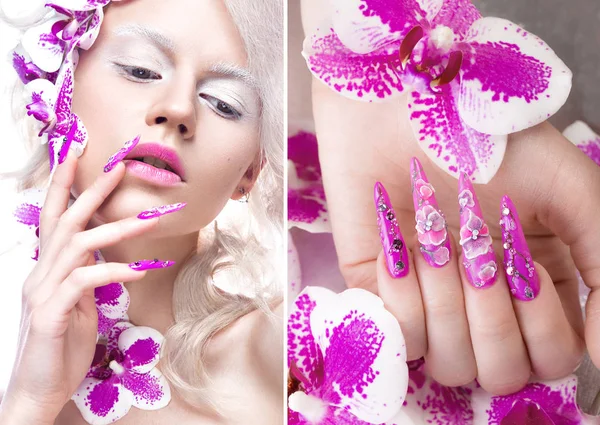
[513,262,584,379]
[460,185,530,395]
[47,263,147,317]
[40,216,159,290]
[415,235,477,387]
[500,196,585,378]
[39,149,77,249]
[375,182,426,360]
[40,162,127,263]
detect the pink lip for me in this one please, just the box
[124,143,186,186]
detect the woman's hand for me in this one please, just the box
[0,151,159,424]
[300,0,600,395]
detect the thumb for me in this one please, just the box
[537,129,600,367]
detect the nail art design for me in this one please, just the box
[103,134,141,173]
[137,203,187,220]
[374,182,409,278]
[500,196,540,301]
[458,173,497,289]
[411,158,451,267]
[129,259,176,271]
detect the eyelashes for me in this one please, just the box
[113,63,243,120]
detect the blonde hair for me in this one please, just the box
[1,0,283,414]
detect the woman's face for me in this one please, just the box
[71,0,261,234]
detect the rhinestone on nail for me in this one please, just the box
[506,266,514,276]
[395,260,405,271]
[502,207,510,216]
[391,239,403,251]
[386,211,395,221]
[525,287,534,299]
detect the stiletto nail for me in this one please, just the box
[129,259,176,271]
[103,135,141,173]
[411,157,451,267]
[500,196,540,301]
[458,173,497,289]
[374,182,409,278]
[137,203,187,219]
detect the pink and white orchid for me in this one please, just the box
[471,375,595,424]
[564,121,600,167]
[459,209,492,260]
[93,251,130,337]
[415,204,446,246]
[12,189,47,261]
[288,286,408,425]
[288,131,330,233]
[303,0,572,183]
[73,322,171,425]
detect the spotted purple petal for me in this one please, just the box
[288,131,330,232]
[458,18,572,136]
[563,121,600,167]
[77,7,104,50]
[303,30,405,102]
[289,287,408,424]
[429,0,481,39]
[118,326,163,374]
[11,45,45,83]
[408,84,507,183]
[329,0,429,55]
[471,375,586,425]
[72,376,133,425]
[21,17,68,73]
[120,368,171,411]
[95,282,129,337]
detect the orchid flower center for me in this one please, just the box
[399,25,463,93]
[288,392,328,423]
[108,360,126,376]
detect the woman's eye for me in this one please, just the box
[200,94,242,120]
[118,65,161,81]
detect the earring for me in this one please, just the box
[238,187,250,203]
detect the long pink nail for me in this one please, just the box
[458,174,498,289]
[137,203,187,219]
[500,196,540,301]
[411,158,451,267]
[129,259,175,271]
[103,135,141,173]
[374,182,409,278]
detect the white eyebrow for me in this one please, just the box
[208,62,257,89]
[114,24,176,54]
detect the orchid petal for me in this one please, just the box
[288,131,330,233]
[430,0,481,39]
[106,321,134,353]
[77,8,104,50]
[403,362,476,424]
[48,0,110,11]
[118,326,163,374]
[329,0,428,55]
[24,78,57,119]
[288,287,329,394]
[303,30,405,102]
[471,375,586,424]
[68,113,89,157]
[11,45,45,83]
[288,233,302,306]
[408,85,507,183]
[121,368,171,411]
[95,282,129,337]
[22,17,67,73]
[563,121,600,167]
[72,376,133,425]
[310,288,408,423]
[458,18,572,135]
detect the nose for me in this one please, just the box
[146,78,197,139]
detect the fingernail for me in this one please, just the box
[137,202,187,219]
[129,259,176,271]
[103,135,141,173]
[411,157,451,267]
[374,182,409,278]
[458,173,498,289]
[58,135,72,165]
[500,196,540,301]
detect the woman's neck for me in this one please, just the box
[98,231,199,334]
